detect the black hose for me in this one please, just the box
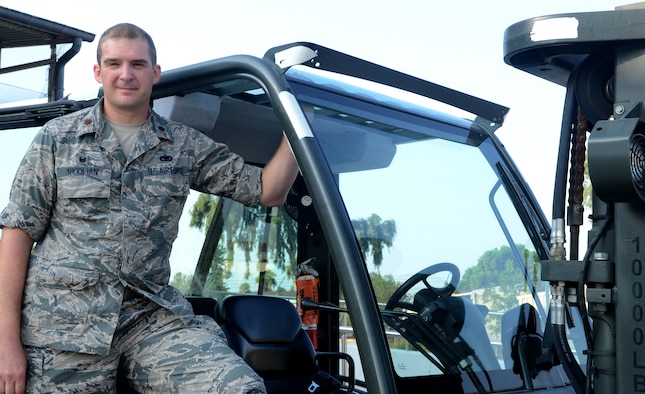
[552,322,586,393]
[552,77,579,220]
[578,204,614,393]
[578,206,613,348]
[549,63,588,394]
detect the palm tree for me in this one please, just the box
[256,269,277,293]
[188,193,297,296]
[352,213,397,272]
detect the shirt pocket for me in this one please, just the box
[57,166,110,199]
[35,265,100,290]
[55,167,111,220]
[25,265,102,337]
[144,173,190,197]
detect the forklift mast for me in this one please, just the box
[505,4,645,393]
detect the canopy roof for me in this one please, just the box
[0,6,94,102]
[0,6,94,49]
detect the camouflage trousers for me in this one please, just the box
[24,296,266,393]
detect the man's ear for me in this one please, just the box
[93,64,103,84]
[153,64,161,84]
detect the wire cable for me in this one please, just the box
[578,204,614,393]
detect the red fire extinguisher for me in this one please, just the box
[296,258,319,348]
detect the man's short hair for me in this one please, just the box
[97,23,157,65]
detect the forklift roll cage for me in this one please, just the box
[9,4,645,393]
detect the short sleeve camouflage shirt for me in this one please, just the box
[0,99,263,355]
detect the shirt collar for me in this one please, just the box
[76,98,174,143]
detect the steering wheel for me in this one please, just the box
[385,262,460,312]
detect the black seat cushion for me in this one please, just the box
[214,295,318,378]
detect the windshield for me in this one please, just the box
[286,67,574,391]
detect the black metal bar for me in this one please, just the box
[265,42,509,127]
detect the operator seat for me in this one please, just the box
[186,296,218,318]
[213,295,346,394]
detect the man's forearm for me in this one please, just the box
[0,227,33,393]
[0,227,33,338]
[259,136,299,207]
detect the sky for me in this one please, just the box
[0,0,633,274]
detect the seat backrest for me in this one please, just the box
[502,303,543,370]
[214,295,320,393]
[186,296,217,319]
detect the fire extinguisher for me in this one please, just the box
[296,258,319,348]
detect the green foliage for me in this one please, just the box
[170,245,229,297]
[338,271,404,329]
[170,272,192,293]
[189,193,217,230]
[206,245,230,293]
[189,193,398,300]
[459,244,540,339]
[459,245,537,292]
[239,282,251,293]
[353,214,397,272]
[369,272,403,305]
[256,269,277,293]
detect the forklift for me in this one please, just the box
[2,3,643,393]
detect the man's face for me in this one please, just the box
[93,37,160,120]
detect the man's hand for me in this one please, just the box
[0,337,26,394]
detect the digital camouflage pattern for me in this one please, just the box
[25,298,265,393]
[116,298,265,393]
[0,98,265,390]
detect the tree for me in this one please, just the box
[170,247,230,298]
[352,214,397,272]
[459,245,533,292]
[239,282,251,293]
[202,245,229,296]
[369,272,403,305]
[170,272,192,293]
[256,269,277,293]
[460,244,539,338]
[188,194,297,295]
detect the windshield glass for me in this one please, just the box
[286,68,573,390]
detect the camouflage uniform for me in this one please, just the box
[0,99,266,393]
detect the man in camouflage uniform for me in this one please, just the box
[0,23,299,393]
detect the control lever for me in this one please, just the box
[300,297,347,313]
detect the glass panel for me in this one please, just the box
[170,194,298,298]
[336,131,544,374]
[291,69,565,390]
[163,67,572,390]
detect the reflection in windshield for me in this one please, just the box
[303,87,561,390]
